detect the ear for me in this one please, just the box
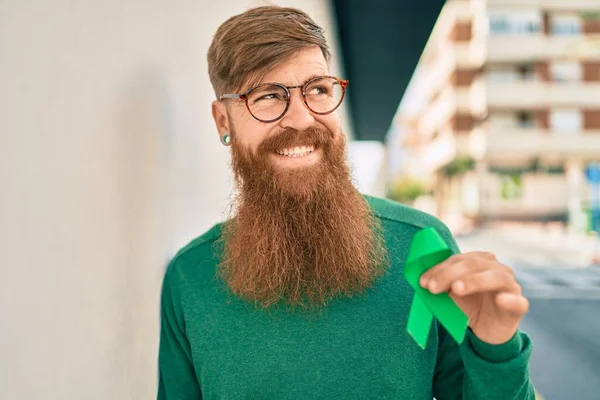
[212,100,229,137]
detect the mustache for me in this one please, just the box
[257,126,334,155]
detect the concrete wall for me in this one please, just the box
[0,1,345,398]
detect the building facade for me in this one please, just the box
[393,0,600,232]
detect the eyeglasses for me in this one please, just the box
[220,75,349,123]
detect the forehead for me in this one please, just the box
[256,47,330,87]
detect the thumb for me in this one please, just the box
[495,292,530,318]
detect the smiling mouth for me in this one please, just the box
[275,145,316,158]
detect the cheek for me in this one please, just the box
[230,108,267,152]
[235,121,270,154]
[318,115,342,137]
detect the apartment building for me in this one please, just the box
[393,0,600,232]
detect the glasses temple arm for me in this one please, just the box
[220,94,242,101]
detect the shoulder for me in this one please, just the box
[364,195,459,252]
[163,223,224,284]
[364,195,448,231]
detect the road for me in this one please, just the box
[457,229,600,400]
[520,298,600,400]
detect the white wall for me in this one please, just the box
[0,1,345,399]
[348,141,387,197]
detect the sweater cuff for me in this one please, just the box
[467,328,523,363]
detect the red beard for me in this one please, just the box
[218,125,388,308]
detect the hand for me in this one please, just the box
[419,251,529,345]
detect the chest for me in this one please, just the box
[184,282,438,399]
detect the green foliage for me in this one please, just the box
[580,11,600,20]
[387,177,429,204]
[501,174,523,200]
[440,157,475,178]
[489,158,565,175]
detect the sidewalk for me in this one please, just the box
[455,222,600,268]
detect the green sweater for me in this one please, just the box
[158,196,535,399]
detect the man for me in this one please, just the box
[158,6,535,399]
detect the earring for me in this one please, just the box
[221,133,231,146]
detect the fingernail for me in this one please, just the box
[428,280,438,293]
[420,277,429,288]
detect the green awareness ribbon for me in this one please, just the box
[403,227,469,349]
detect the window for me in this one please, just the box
[487,67,518,82]
[551,14,582,35]
[490,17,510,34]
[550,109,582,132]
[487,64,535,82]
[489,10,542,35]
[517,112,535,128]
[550,61,581,82]
[489,113,518,129]
[517,64,535,81]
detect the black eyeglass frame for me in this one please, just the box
[219,75,349,123]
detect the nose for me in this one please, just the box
[279,88,315,131]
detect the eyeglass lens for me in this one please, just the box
[246,77,344,122]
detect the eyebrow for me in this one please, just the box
[250,73,329,91]
[295,73,327,86]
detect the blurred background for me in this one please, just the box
[1,0,599,399]
[385,1,600,399]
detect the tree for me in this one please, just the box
[387,177,429,204]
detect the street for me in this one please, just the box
[521,298,600,400]
[457,227,600,400]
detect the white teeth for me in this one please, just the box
[276,145,315,157]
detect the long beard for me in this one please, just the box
[218,125,388,309]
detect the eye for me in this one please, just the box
[256,93,285,101]
[307,86,328,96]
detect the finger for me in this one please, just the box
[495,292,530,317]
[419,255,461,285]
[422,258,489,294]
[420,252,498,285]
[450,267,519,297]
[476,251,498,261]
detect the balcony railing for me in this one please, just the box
[486,81,600,108]
[485,128,600,157]
[487,34,595,62]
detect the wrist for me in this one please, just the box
[467,328,524,363]
[471,325,518,345]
